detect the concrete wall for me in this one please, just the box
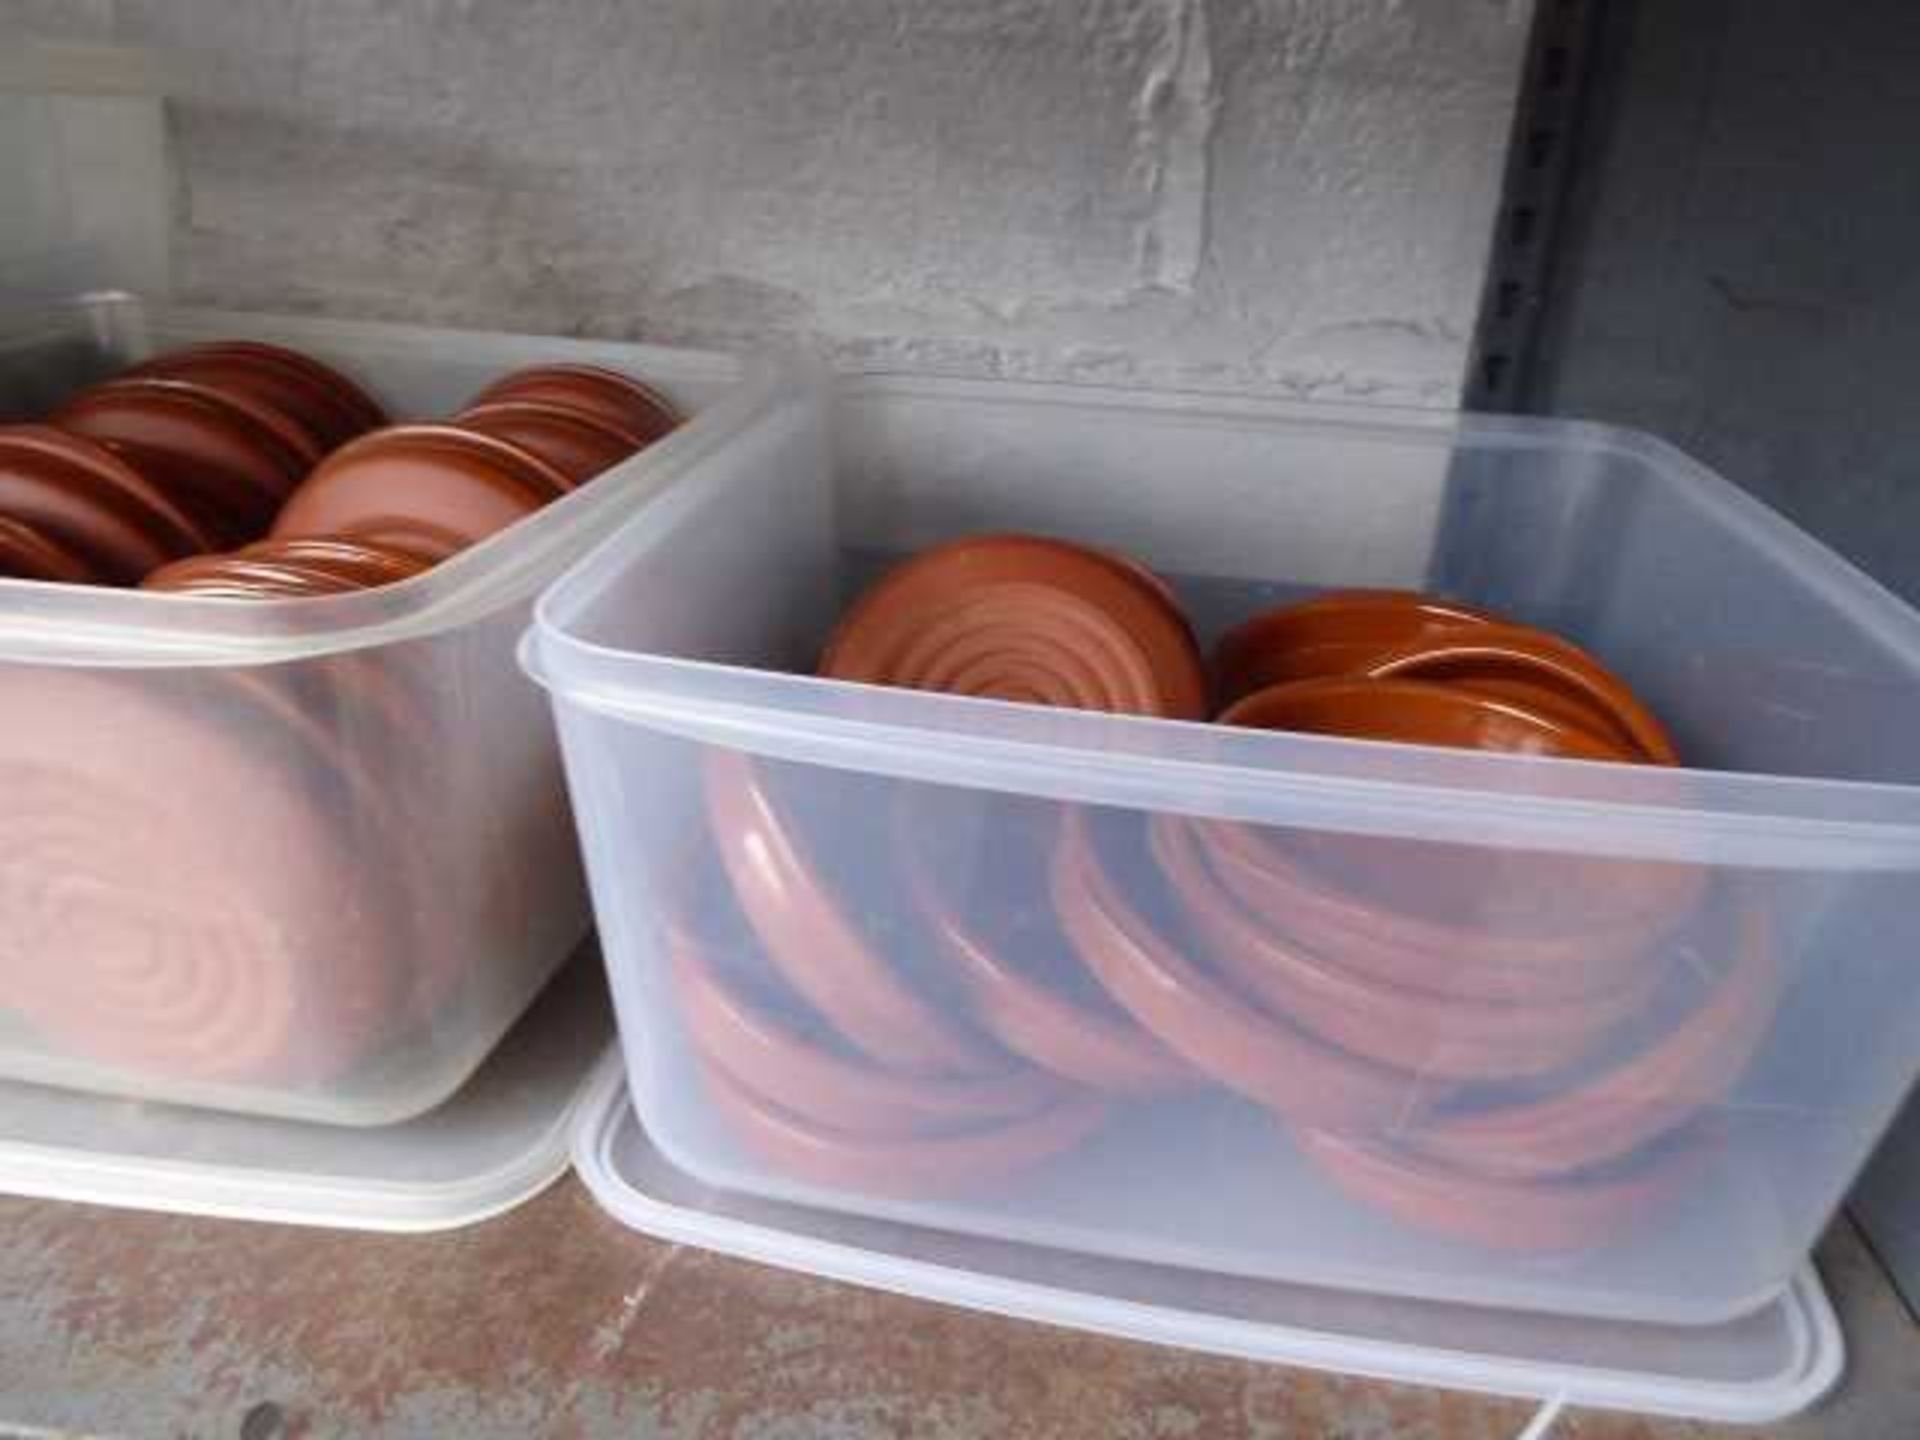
[1538,0,1920,602]
[1533,0,1920,1310]
[6,0,1532,405]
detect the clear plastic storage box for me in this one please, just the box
[527,370,1920,1327]
[0,296,739,1123]
[0,36,740,1129]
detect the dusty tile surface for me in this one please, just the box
[0,1183,1909,1439]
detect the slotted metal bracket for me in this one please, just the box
[1466,0,1609,413]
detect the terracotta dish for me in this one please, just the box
[144,537,432,598]
[269,424,565,553]
[1086,544,1195,644]
[210,643,487,1030]
[142,554,364,599]
[1198,660,1703,977]
[703,748,1009,1079]
[1415,899,1781,1180]
[1051,808,1413,1127]
[1186,814,1675,1004]
[469,363,682,447]
[1298,1128,1694,1253]
[0,347,683,599]
[1286,828,1705,968]
[128,340,387,451]
[0,424,214,582]
[237,536,435,587]
[1149,814,1658,1082]
[670,898,1066,1140]
[1213,590,1503,706]
[1360,624,1679,765]
[1218,675,1636,761]
[54,376,320,544]
[900,789,1197,1096]
[699,1057,1108,1199]
[0,666,402,1084]
[453,400,646,489]
[114,374,328,475]
[821,534,1207,720]
[0,516,97,583]
[332,519,470,566]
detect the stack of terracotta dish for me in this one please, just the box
[0,343,680,599]
[666,537,1208,1195]
[1132,592,1768,1247]
[1211,590,1678,763]
[680,533,1781,1252]
[145,361,680,598]
[0,341,382,584]
[667,803,1112,1198]
[0,354,681,1091]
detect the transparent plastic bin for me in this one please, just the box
[525,369,1920,1325]
[0,294,741,1123]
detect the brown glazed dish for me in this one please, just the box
[821,534,1207,720]
[1147,814,1661,1083]
[1298,1128,1696,1253]
[1414,898,1782,1181]
[0,424,215,582]
[679,948,1067,1141]
[1217,675,1637,761]
[698,1057,1109,1200]
[128,340,387,451]
[702,748,1010,1079]
[899,788,1197,1096]
[330,519,470,566]
[668,874,1067,1140]
[0,665,404,1085]
[144,537,433,598]
[143,554,366,599]
[469,363,682,446]
[1360,624,1679,765]
[0,516,98,584]
[237,536,436,587]
[1202,694,1678,993]
[1184,814,1679,1003]
[453,400,647,489]
[1051,807,1414,1128]
[1212,590,1502,707]
[54,376,321,544]
[269,424,566,553]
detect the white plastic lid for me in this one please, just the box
[572,1060,1844,1426]
[0,948,612,1231]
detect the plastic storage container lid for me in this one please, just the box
[571,1059,1843,1426]
[0,946,612,1231]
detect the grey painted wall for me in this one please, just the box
[1538,0,1920,604]
[6,0,1532,405]
[1535,0,1920,1311]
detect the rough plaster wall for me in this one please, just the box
[7,0,1532,405]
